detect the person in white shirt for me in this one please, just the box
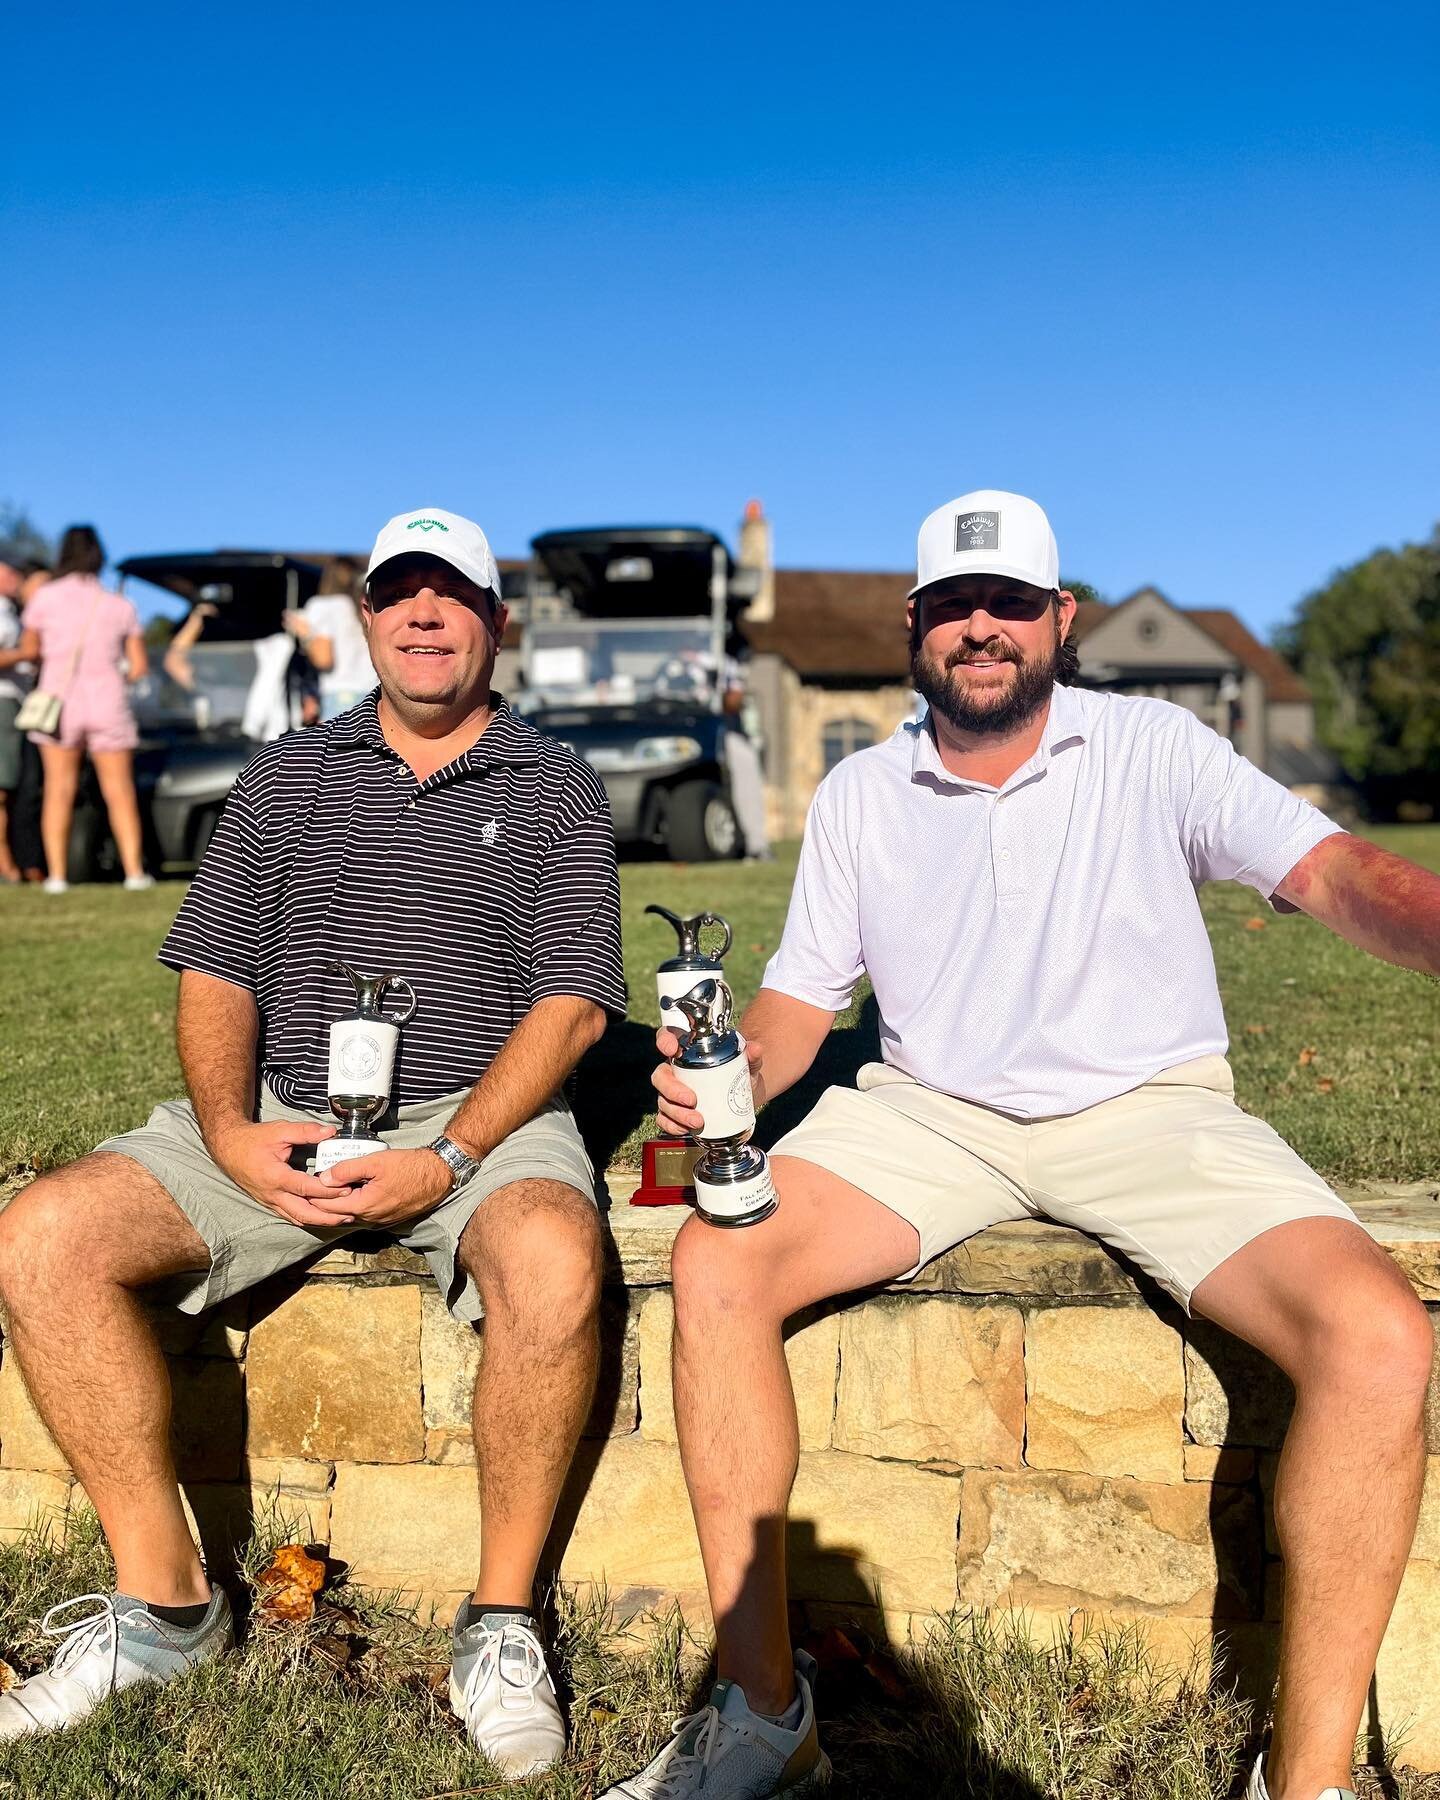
[286,557,377,721]
[610,491,1440,1800]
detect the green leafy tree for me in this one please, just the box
[0,503,52,566]
[1277,530,1440,812]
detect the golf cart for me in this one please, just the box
[65,552,323,879]
[515,527,761,861]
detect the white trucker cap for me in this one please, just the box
[909,489,1059,598]
[366,506,502,600]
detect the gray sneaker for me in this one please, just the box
[1244,1753,1355,1800]
[0,1588,233,1739]
[600,1650,830,1799]
[450,1608,566,1778]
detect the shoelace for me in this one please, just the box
[39,1594,124,1690]
[636,1703,723,1798]
[461,1621,551,1717]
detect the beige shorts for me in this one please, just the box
[769,1056,1357,1310]
[96,1084,596,1323]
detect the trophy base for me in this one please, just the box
[694,1147,779,1229]
[315,1133,384,1174]
[632,1137,701,1207]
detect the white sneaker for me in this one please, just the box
[122,874,155,891]
[449,1608,565,1778]
[0,1589,232,1739]
[41,877,68,895]
[1246,1753,1356,1800]
[600,1652,830,1799]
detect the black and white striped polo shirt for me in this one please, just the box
[160,694,627,1112]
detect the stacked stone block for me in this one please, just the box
[0,1192,1436,1767]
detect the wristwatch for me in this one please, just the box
[428,1135,480,1191]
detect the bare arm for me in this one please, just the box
[176,968,258,1146]
[1275,834,1440,977]
[124,632,148,683]
[653,985,837,1137]
[0,627,40,672]
[444,994,608,1160]
[176,969,340,1222]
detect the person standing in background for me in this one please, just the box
[6,561,51,881]
[286,556,377,719]
[18,525,152,893]
[0,559,30,882]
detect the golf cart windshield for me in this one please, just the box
[117,552,323,732]
[517,618,720,711]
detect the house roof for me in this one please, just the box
[742,569,913,678]
[1069,590,1310,703]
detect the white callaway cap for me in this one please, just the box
[910,489,1059,598]
[366,506,502,601]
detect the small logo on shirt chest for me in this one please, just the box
[479,819,502,846]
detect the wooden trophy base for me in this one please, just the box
[632,1137,701,1207]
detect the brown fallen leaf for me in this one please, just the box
[1316,1078,1336,1094]
[1298,1046,1317,1066]
[1243,1024,1267,1036]
[1245,918,1267,932]
[0,1660,18,1692]
[590,1704,619,1725]
[310,1633,353,1670]
[259,1582,316,1624]
[265,1545,326,1593]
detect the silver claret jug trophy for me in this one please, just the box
[662,975,778,1229]
[315,962,417,1175]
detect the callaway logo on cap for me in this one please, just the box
[366,506,501,600]
[910,488,1059,598]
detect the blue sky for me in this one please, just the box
[5,0,1437,634]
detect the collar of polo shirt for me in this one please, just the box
[909,681,1089,790]
[329,692,541,767]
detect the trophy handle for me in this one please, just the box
[645,904,685,938]
[697,913,733,960]
[378,976,418,1026]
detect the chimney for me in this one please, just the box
[737,498,775,623]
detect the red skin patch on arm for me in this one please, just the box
[1277,836,1440,976]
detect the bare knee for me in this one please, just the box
[1299,1279,1434,1415]
[465,1183,602,1343]
[0,1164,102,1307]
[671,1215,789,1339]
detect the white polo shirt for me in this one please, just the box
[763,685,1344,1118]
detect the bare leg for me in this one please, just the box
[670,1156,919,1714]
[91,748,145,880]
[1192,1219,1433,1800]
[0,1154,215,1604]
[460,1179,603,1607]
[0,791,18,880]
[37,743,83,884]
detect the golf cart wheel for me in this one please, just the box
[666,779,741,862]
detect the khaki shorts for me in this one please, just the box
[97,1084,596,1323]
[770,1056,1356,1310]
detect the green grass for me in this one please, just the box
[0,829,1436,1186]
[0,1514,1433,1799]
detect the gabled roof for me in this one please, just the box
[1069,590,1309,703]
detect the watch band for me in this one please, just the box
[429,1135,480,1189]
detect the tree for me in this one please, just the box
[1276,530,1440,815]
[0,503,52,566]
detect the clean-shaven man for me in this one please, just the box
[0,507,626,1780]
[608,491,1440,1800]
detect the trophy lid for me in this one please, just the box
[328,961,418,1025]
[646,904,732,969]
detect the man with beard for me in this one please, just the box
[605,490,1440,1800]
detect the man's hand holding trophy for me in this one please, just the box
[647,905,778,1228]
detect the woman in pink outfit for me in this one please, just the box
[17,525,151,891]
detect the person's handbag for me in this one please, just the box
[13,589,104,736]
[14,688,61,734]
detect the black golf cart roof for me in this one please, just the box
[116,552,324,642]
[530,527,737,619]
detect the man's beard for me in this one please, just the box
[911,624,1061,736]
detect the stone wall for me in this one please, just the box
[1,1183,1438,1767]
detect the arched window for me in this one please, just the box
[822,717,875,774]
